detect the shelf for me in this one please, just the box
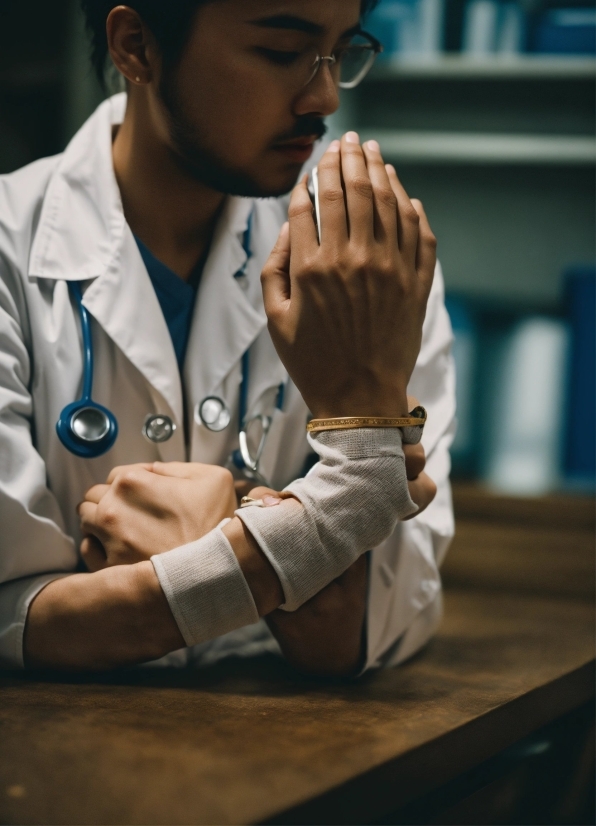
[362,130,596,165]
[369,54,596,81]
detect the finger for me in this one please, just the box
[81,484,110,507]
[410,198,437,293]
[403,443,426,480]
[362,140,398,246]
[287,175,319,262]
[261,222,291,315]
[78,501,104,539]
[340,131,374,245]
[403,472,437,520]
[244,485,288,507]
[315,139,348,248]
[407,394,420,411]
[385,164,420,263]
[106,463,154,485]
[80,535,108,573]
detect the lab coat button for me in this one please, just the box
[379,563,395,588]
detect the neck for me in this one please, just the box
[112,91,226,281]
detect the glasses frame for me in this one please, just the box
[304,31,383,90]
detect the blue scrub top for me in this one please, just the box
[135,236,200,370]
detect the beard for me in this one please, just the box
[160,76,327,198]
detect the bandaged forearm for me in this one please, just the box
[238,428,417,611]
[151,524,259,647]
[153,429,416,645]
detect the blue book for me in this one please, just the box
[534,9,596,55]
[563,267,596,487]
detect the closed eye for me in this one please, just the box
[257,48,302,66]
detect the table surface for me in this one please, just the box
[1,490,594,826]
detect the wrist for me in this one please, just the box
[310,388,409,420]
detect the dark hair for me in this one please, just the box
[80,0,381,85]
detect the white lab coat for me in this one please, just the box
[0,94,456,670]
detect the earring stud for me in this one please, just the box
[135,76,141,82]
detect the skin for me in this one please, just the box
[24,0,438,675]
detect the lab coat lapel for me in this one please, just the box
[27,93,185,460]
[82,230,184,432]
[183,198,267,408]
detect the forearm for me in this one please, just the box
[24,562,184,670]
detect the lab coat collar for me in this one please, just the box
[28,94,128,283]
[183,196,268,407]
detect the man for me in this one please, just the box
[0,0,455,675]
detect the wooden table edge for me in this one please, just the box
[261,658,596,826]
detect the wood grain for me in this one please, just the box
[444,485,596,599]
[0,590,593,826]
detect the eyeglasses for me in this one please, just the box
[291,31,383,90]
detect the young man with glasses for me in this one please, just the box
[0,0,455,675]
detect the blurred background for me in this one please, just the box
[0,0,594,496]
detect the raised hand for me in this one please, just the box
[261,132,436,421]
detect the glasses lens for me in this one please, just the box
[338,35,377,88]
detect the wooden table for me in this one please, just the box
[1,488,594,825]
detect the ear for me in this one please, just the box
[106,5,156,86]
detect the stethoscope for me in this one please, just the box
[56,212,284,481]
[196,212,285,485]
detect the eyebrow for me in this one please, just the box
[250,15,362,39]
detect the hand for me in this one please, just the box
[78,462,237,571]
[266,555,368,678]
[402,443,437,520]
[402,394,437,520]
[261,132,436,420]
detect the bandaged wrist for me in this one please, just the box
[151,522,259,647]
[237,428,417,611]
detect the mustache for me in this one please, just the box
[275,118,328,143]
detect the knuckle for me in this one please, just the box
[378,254,398,278]
[424,230,438,250]
[114,469,141,492]
[375,186,397,210]
[402,202,420,226]
[351,175,373,200]
[98,503,119,529]
[320,186,344,206]
[215,466,234,487]
[349,251,370,275]
[317,155,337,172]
[288,200,312,220]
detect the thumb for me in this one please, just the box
[261,222,290,316]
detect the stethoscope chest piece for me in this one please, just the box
[143,414,176,443]
[56,400,118,459]
[196,396,231,432]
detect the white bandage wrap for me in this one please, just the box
[151,523,259,647]
[237,429,418,611]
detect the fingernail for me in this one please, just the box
[366,140,380,152]
[263,495,282,507]
[327,140,340,152]
[344,131,360,144]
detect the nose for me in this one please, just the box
[293,61,340,119]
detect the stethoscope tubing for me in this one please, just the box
[70,281,94,402]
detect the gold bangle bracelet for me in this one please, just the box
[307,407,427,434]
